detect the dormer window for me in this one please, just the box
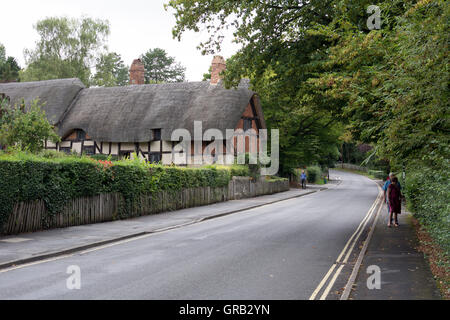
[152,129,161,141]
[63,129,89,142]
[77,129,86,141]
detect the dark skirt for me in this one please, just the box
[388,184,401,214]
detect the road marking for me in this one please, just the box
[0,254,73,273]
[317,194,382,300]
[340,197,384,300]
[0,237,32,243]
[342,192,382,264]
[320,265,345,300]
[78,234,155,255]
[309,264,337,300]
[309,186,382,300]
[336,194,379,262]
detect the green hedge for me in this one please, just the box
[404,166,450,256]
[368,170,386,180]
[0,153,236,228]
[306,166,322,183]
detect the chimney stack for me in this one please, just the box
[129,59,145,85]
[210,55,226,85]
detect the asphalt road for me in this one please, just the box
[0,170,379,299]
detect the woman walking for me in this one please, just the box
[387,177,402,227]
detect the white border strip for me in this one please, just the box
[340,194,384,300]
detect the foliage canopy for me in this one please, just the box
[21,17,110,86]
[141,48,186,83]
[0,99,60,153]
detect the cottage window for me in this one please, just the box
[77,130,86,141]
[120,151,131,159]
[60,147,71,154]
[243,119,252,131]
[83,146,95,156]
[152,129,161,141]
[149,152,161,163]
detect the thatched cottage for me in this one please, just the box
[0,56,266,165]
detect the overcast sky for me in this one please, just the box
[0,0,240,81]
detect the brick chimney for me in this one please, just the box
[210,55,226,85]
[129,59,145,85]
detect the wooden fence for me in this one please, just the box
[2,177,289,235]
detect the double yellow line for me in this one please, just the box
[309,186,383,300]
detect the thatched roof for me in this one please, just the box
[1,78,265,142]
[0,78,85,125]
[59,80,265,142]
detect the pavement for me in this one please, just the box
[349,197,441,300]
[0,184,329,270]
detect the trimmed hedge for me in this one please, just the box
[0,152,235,228]
[306,166,322,183]
[404,166,450,256]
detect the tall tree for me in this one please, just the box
[21,17,110,86]
[307,0,449,169]
[141,48,186,83]
[0,43,20,82]
[92,52,129,87]
[167,0,342,173]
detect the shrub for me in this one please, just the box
[404,165,450,256]
[306,166,322,183]
[0,99,60,153]
[206,164,250,178]
[265,175,288,182]
[38,149,69,159]
[0,152,234,228]
[89,154,119,161]
[368,170,386,180]
[234,153,261,180]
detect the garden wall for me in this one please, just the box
[2,177,289,235]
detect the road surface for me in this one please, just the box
[0,170,379,299]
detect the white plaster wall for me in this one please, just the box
[139,143,149,152]
[190,155,204,165]
[162,153,173,165]
[224,154,235,165]
[111,143,118,155]
[72,142,82,154]
[60,141,71,148]
[121,143,135,151]
[150,141,161,152]
[102,142,110,154]
[162,141,172,152]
